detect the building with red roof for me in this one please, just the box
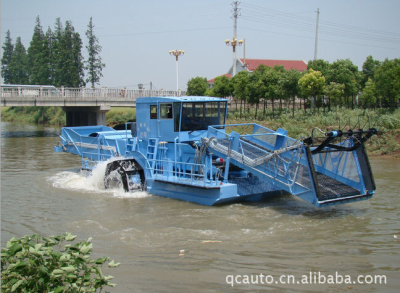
[207,73,232,84]
[208,58,307,87]
[238,58,307,72]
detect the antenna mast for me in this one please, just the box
[233,1,239,36]
[232,1,240,76]
[314,8,320,60]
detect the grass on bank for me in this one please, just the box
[226,107,400,156]
[1,106,399,156]
[105,107,136,127]
[1,106,136,127]
[1,106,66,125]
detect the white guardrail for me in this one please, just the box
[1,86,186,100]
[1,86,187,107]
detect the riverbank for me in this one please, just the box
[0,106,136,128]
[227,107,400,157]
[1,106,399,157]
[1,106,66,125]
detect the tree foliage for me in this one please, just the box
[280,68,301,117]
[231,71,249,117]
[203,56,399,117]
[1,16,105,87]
[359,78,376,109]
[1,30,14,84]
[298,69,325,111]
[325,82,345,108]
[208,75,232,98]
[186,76,208,96]
[1,233,120,293]
[85,17,105,88]
[307,59,330,77]
[28,16,52,85]
[8,37,29,84]
[361,55,380,88]
[374,58,400,110]
[57,21,85,87]
[247,67,266,118]
[325,59,359,108]
[261,65,285,117]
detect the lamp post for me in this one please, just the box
[169,49,185,91]
[225,36,243,77]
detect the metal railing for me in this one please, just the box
[147,158,219,187]
[1,86,186,99]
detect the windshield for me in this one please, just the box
[180,101,226,132]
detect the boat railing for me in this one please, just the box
[147,158,219,187]
[207,124,307,193]
[81,156,98,170]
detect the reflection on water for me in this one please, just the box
[1,122,60,138]
[1,122,399,292]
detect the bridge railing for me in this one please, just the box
[1,86,186,99]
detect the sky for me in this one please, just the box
[1,0,399,90]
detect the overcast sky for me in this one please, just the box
[1,0,399,90]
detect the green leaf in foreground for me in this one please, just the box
[1,233,119,293]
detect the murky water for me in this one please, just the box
[1,122,399,292]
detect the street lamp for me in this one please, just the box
[225,36,243,77]
[169,49,185,91]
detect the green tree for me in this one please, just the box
[249,65,270,117]
[28,16,52,85]
[231,70,249,118]
[324,82,345,110]
[298,69,325,113]
[272,65,286,113]
[325,59,358,109]
[45,26,56,85]
[307,59,330,77]
[85,17,105,88]
[186,76,208,96]
[1,30,14,84]
[8,37,29,84]
[53,18,64,86]
[260,65,283,118]
[280,68,301,118]
[57,20,85,87]
[210,75,232,98]
[374,58,400,110]
[248,68,266,119]
[361,55,380,88]
[358,78,376,109]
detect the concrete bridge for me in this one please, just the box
[1,85,185,126]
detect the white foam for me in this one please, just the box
[48,158,150,199]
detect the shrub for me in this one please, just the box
[1,233,120,293]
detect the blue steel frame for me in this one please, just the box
[54,96,376,207]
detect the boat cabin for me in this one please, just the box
[135,96,228,142]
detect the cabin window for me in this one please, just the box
[181,103,196,131]
[150,105,157,119]
[160,103,173,119]
[206,101,226,127]
[181,101,227,131]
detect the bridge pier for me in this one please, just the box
[65,105,111,127]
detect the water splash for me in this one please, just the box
[48,159,150,199]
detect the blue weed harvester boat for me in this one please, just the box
[54,96,377,207]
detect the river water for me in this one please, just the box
[1,122,399,292]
